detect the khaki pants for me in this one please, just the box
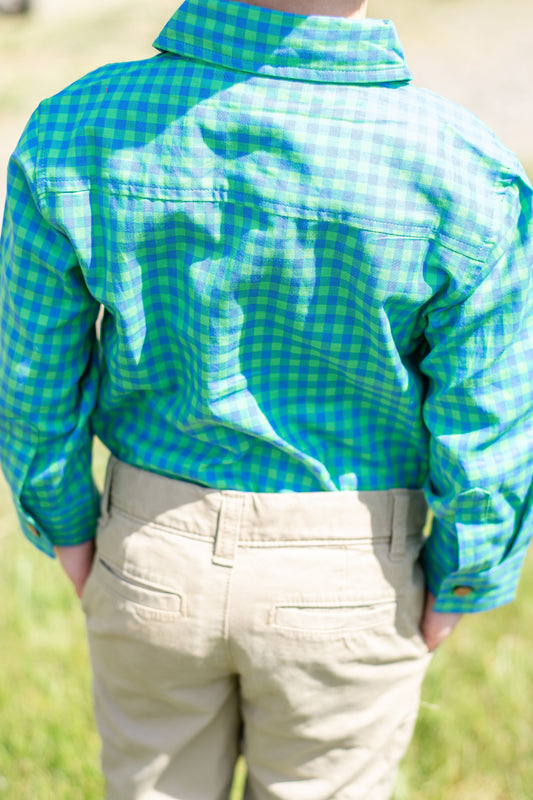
[82,457,431,800]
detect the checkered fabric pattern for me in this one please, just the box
[1,0,532,611]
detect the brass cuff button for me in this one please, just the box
[452,586,473,597]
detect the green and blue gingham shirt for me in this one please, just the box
[1,0,532,612]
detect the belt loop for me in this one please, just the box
[99,454,116,525]
[390,490,409,562]
[213,491,244,567]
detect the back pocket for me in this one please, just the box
[271,598,395,639]
[91,557,184,621]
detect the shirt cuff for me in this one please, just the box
[14,499,56,558]
[421,539,526,613]
[14,495,99,557]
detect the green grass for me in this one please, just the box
[0,444,108,800]
[394,560,533,800]
[0,538,104,800]
[1,442,533,798]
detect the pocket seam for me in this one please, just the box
[93,557,185,619]
[270,598,396,637]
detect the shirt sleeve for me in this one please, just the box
[420,170,533,613]
[0,108,101,557]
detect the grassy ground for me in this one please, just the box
[0,448,106,800]
[1,0,532,797]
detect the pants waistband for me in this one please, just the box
[100,456,428,563]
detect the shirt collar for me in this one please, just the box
[153,0,412,85]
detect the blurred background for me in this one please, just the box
[0,0,532,798]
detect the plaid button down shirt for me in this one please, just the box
[1,0,532,612]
